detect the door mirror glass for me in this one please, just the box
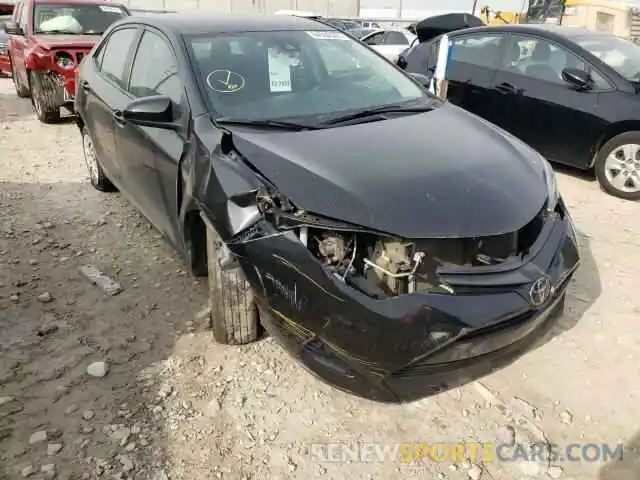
[561,67,591,89]
[122,95,177,129]
[4,21,24,35]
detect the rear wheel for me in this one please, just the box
[29,71,61,124]
[206,227,259,345]
[81,127,116,192]
[10,57,29,98]
[594,131,640,201]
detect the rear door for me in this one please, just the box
[79,26,141,186]
[446,31,506,125]
[119,27,188,243]
[491,33,607,166]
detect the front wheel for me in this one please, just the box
[594,131,640,201]
[10,57,30,98]
[206,227,259,345]
[29,71,61,124]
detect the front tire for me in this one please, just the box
[10,57,30,98]
[29,71,61,124]
[206,227,259,345]
[594,131,640,201]
[81,127,116,192]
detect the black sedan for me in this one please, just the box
[400,24,640,201]
[75,13,580,403]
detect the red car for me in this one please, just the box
[5,0,128,123]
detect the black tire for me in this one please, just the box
[29,71,61,124]
[81,127,116,192]
[594,131,640,201]
[206,227,259,345]
[10,58,29,98]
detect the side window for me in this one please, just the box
[385,31,409,45]
[499,35,603,87]
[12,3,22,24]
[364,32,385,46]
[99,28,139,88]
[450,34,503,69]
[128,30,183,106]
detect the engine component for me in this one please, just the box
[316,233,347,265]
[365,239,414,295]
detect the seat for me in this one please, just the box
[525,42,559,82]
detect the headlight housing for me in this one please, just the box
[541,157,559,212]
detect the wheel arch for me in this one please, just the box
[590,121,640,168]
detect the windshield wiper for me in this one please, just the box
[215,117,321,131]
[321,102,435,126]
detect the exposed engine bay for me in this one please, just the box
[253,188,546,299]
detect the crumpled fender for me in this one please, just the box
[25,45,53,71]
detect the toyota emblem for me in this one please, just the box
[529,276,552,307]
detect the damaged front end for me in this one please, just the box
[200,137,580,403]
[26,46,86,110]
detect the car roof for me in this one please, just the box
[453,23,613,40]
[124,12,333,35]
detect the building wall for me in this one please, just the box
[126,0,359,17]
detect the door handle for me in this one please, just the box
[495,82,518,95]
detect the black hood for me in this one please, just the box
[228,103,548,239]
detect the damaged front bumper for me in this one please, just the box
[209,196,579,403]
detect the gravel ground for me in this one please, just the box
[1,76,639,480]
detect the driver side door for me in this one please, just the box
[118,27,188,245]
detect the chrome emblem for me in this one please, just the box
[529,276,552,307]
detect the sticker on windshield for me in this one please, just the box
[267,48,292,92]
[306,31,348,40]
[206,69,246,93]
[99,5,123,13]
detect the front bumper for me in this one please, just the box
[231,200,580,403]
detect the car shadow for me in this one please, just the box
[552,161,597,184]
[0,180,207,478]
[599,430,640,480]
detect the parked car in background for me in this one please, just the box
[322,17,360,32]
[348,26,378,39]
[401,24,640,200]
[0,2,14,75]
[360,27,417,62]
[5,0,129,123]
[75,13,579,402]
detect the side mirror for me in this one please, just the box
[407,71,432,88]
[561,67,591,90]
[122,95,177,130]
[4,21,24,35]
[396,53,408,69]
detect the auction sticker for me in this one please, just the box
[306,31,349,40]
[267,48,292,92]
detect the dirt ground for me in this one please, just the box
[1,76,639,480]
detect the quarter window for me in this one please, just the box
[99,28,138,88]
[450,34,503,69]
[364,32,385,45]
[129,30,183,105]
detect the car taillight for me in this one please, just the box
[54,51,75,70]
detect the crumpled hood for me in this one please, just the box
[34,34,100,49]
[229,103,548,238]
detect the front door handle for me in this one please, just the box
[495,82,518,95]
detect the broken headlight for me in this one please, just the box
[54,51,75,70]
[541,157,559,212]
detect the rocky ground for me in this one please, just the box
[1,77,639,480]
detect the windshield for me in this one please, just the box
[33,3,128,35]
[185,29,427,122]
[574,34,640,81]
